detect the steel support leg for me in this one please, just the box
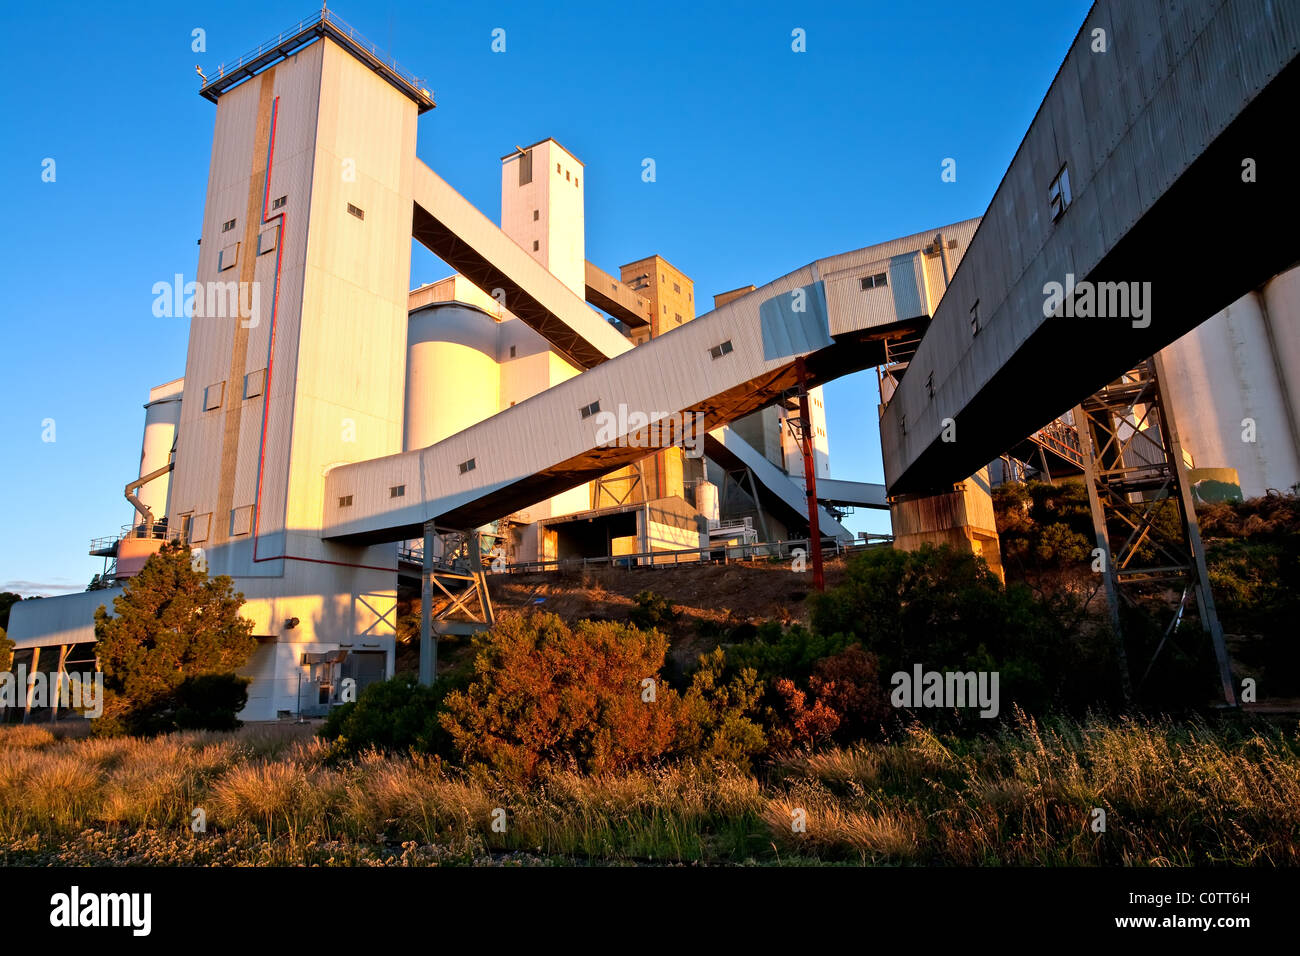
[795,357,825,591]
[419,519,436,686]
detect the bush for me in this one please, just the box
[174,674,251,731]
[994,480,1094,573]
[809,544,1117,719]
[629,590,679,630]
[439,613,682,779]
[705,628,890,752]
[106,673,251,736]
[678,648,768,768]
[724,621,855,684]
[319,677,451,756]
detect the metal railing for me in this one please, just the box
[89,520,180,555]
[1030,419,1085,466]
[201,8,430,97]
[499,534,892,575]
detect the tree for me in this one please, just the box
[439,612,682,779]
[0,626,12,673]
[0,592,21,631]
[93,541,256,735]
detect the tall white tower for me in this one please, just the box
[167,22,435,716]
[500,139,586,299]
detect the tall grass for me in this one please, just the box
[1,713,1296,865]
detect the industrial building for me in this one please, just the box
[4,10,879,721]
[8,1,1299,719]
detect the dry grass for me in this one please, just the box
[1,713,1296,865]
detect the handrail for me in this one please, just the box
[201,9,430,96]
[89,520,176,554]
[495,535,891,576]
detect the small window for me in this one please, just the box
[970,299,981,336]
[509,345,517,358]
[556,162,561,174]
[218,242,239,272]
[257,224,278,256]
[230,505,253,537]
[860,272,888,290]
[532,240,539,251]
[347,203,365,220]
[204,382,224,410]
[189,513,212,544]
[675,313,682,324]
[243,369,266,400]
[533,209,539,221]
[579,400,600,419]
[662,305,667,315]
[709,340,734,359]
[1048,165,1072,221]
[222,218,236,232]
[673,282,681,294]
[272,195,287,210]
[338,495,353,508]
[565,170,570,181]
[518,149,533,186]
[459,458,476,474]
[389,485,406,498]
[574,177,579,188]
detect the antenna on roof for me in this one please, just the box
[195,65,207,84]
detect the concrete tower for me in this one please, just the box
[166,28,431,716]
[501,139,586,299]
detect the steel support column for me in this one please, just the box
[419,519,436,686]
[419,523,495,687]
[1073,357,1236,706]
[793,357,825,591]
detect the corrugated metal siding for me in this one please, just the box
[881,0,1300,489]
[321,224,977,540]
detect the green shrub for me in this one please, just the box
[725,621,854,683]
[629,590,679,630]
[809,544,1118,718]
[679,648,768,768]
[319,677,451,756]
[174,674,250,731]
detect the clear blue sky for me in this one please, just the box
[0,0,1091,595]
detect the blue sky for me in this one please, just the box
[0,0,1091,594]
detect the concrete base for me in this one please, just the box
[890,467,1004,582]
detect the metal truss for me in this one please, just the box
[1072,355,1235,705]
[418,523,495,685]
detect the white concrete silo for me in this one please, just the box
[136,378,184,522]
[404,300,503,452]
